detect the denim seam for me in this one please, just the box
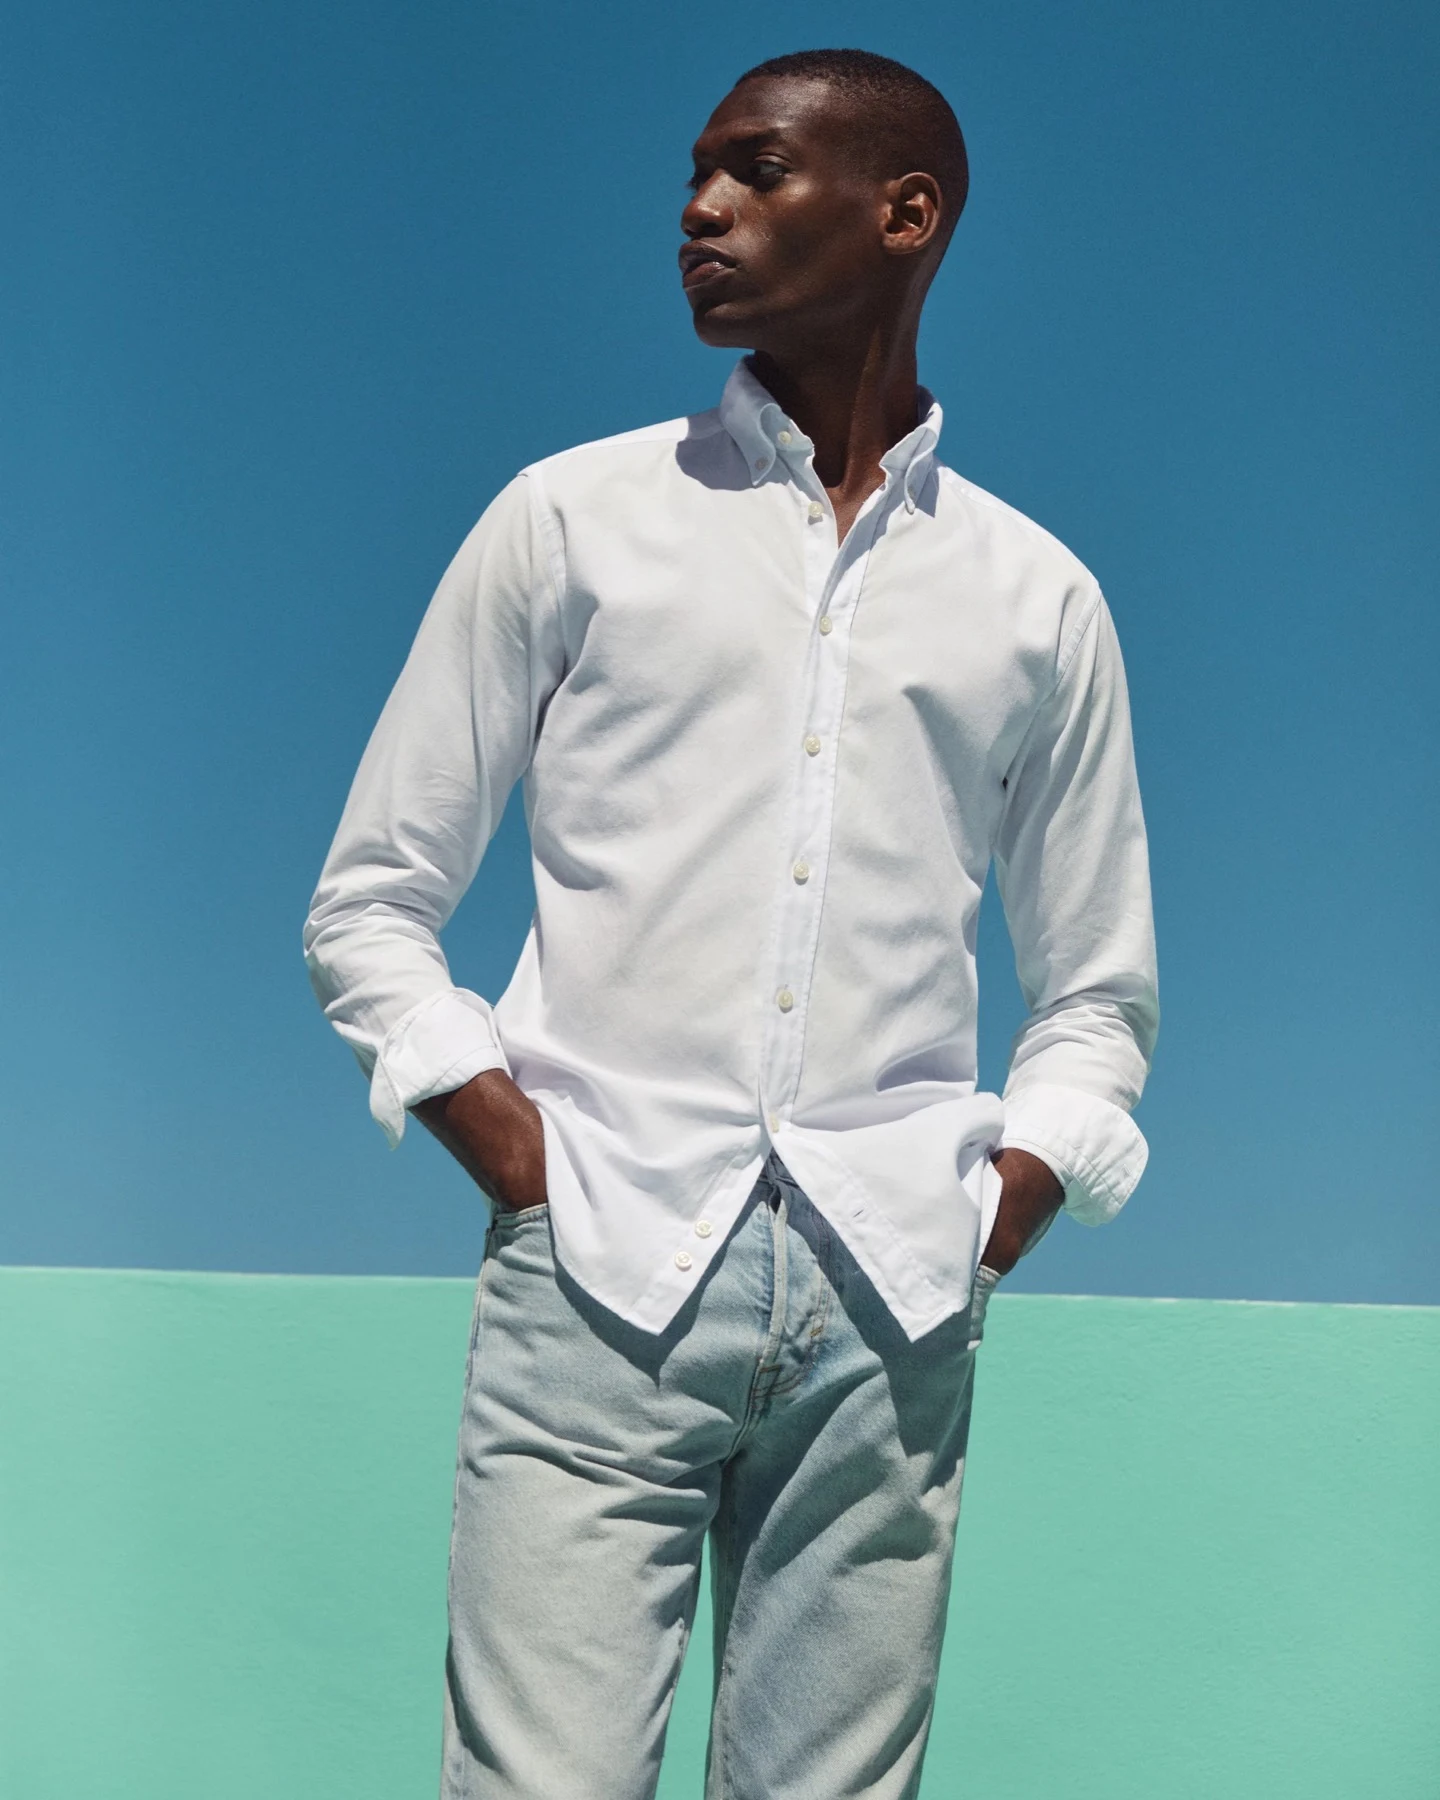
[449,1259,490,1546]
[762,1228,833,1399]
[487,1201,550,1234]
[741,1185,791,1429]
[443,1255,490,1800]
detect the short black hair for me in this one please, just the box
[735,49,968,236]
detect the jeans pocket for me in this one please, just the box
[487,1200,550,1236]
[966,1263,1002,1349]
[482,1203,556,1296]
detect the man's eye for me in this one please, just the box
[752,160,786,186]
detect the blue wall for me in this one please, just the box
[2,0,1436,1301]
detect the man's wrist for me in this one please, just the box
[982,1147,1064,1277]
[413,1070,547,1210]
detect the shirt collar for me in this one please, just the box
[718,356,943,513]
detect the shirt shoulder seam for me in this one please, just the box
[518,466,567,620]
[1054,586,1105,689]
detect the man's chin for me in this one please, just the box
[688,300,763,349]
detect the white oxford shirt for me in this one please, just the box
[306,360,1159,1339]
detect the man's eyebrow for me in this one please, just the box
[689,127,793,164]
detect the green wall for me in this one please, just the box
[2,1268,1436,1797]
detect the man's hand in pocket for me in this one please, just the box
[979,1148,1064,1278]
[413,1070,548,1213]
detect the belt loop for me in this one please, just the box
[766,1153,804,1212]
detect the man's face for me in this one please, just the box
[680,78,891,349]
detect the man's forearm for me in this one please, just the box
[980,1147,1064,1278]
[413,1069,548,1212]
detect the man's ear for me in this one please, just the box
[881,172,943,257]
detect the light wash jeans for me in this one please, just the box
[441,1155,998,1800]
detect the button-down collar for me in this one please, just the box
[718,356,943,513]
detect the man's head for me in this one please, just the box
[680,50,967,356]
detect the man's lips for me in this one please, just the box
[679,245,738,290]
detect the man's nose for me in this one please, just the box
[682,175,734,238]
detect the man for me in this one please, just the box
[305,47,1157,1800]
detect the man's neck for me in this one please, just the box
[748,329,921,536]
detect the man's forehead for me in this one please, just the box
[692,76,853,159]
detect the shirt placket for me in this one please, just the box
[760,460,898,1137]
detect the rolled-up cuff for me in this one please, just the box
[999,1081,1148,1225]
[368,988,510,1147]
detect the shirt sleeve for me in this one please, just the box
[302,472,567,1145]
[993,589,1159,1224]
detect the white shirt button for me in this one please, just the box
[694,1219,713,1239]
[807,502,825,522]
[767,1112,780,1133]
[817,614,833,635]
[674,1250,693,1271]
[792,860,810,884]
[777,429,793,447]
[776,987,795,1012]
[803,734,822,756]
